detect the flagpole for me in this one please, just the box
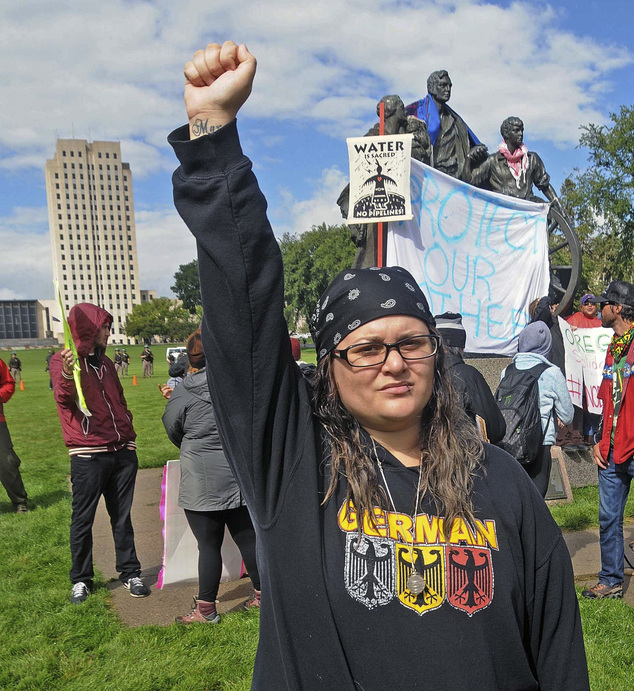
[376,101,385,268]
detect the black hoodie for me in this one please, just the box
[169,121,588,691]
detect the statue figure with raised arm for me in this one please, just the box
[406,70,487,179]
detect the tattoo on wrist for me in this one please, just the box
[191,119,223,137]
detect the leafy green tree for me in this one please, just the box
[171,259,201,314]
[280,223,356,330]
[124,297,198,343]
[561,106,634,293]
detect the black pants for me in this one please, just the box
[0,422,27,507]
[185,505,260,602]
[69,448,141,586]
[526,445,552,498]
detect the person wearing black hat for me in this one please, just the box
[168,41,588,690]
[435,312,505,444]
[8,352,21,384]
[141,345,154,377]
[121,349,129,377]
[113,348,123,377]
[582,281,634,599]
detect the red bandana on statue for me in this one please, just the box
[499,142,528,189]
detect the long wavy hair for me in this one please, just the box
[312,332,484,538]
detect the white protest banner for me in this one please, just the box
[347,134,413,223]
[559,317,584,408]
[559,316,611,415]
[386,159,550,355]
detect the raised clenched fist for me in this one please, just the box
[184,41,257,139]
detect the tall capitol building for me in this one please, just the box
[45,138,141,345]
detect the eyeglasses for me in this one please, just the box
[333,334,440,367]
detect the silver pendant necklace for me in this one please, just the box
[372,439,426,595]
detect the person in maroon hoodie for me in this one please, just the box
[49,303,149,604]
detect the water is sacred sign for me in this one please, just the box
[346,134,413,223]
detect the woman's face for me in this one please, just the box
[331,315,436,435]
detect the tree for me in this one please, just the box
[280,223,356,331]
[124,297,199,343]
[561,106,634,291]
[171,259,201,314]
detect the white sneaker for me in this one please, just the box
[71,582,91,604]
[123,576,150,598]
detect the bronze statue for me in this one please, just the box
[463,116,558,203]
[406,70,487,179]
[364,95,431,162]
[337,95,431,267]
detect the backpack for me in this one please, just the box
[495,362,550,466]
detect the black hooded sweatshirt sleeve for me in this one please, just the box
[169,121,588,691]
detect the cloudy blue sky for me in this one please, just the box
[0,0,632,299]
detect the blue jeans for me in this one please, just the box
[598,451,634,586]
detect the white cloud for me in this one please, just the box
[0,203,195,301]
[134,207,198,297]
[0,287,22,300]
[0,0,632,302]
[0,206,53,299]
[273,165,348,237]
[0,0,630,178]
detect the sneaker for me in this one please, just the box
[122,576,150,598]
[244,589,261,610]
[581,582,623,599]
[71,581,91,604]
[175,598,220,624]
[13,503,27,513]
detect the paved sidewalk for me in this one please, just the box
[93,467,253,627]
[93,467,634,627]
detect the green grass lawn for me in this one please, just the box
[1,345,633,689]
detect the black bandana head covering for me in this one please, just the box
[309,266,435,361]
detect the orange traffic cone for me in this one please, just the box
[19,380,25,391]
[132,375,138,386]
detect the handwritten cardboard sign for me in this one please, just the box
[560,317,611,414]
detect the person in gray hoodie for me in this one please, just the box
[500,322,574,496]
[162,328,260,623]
